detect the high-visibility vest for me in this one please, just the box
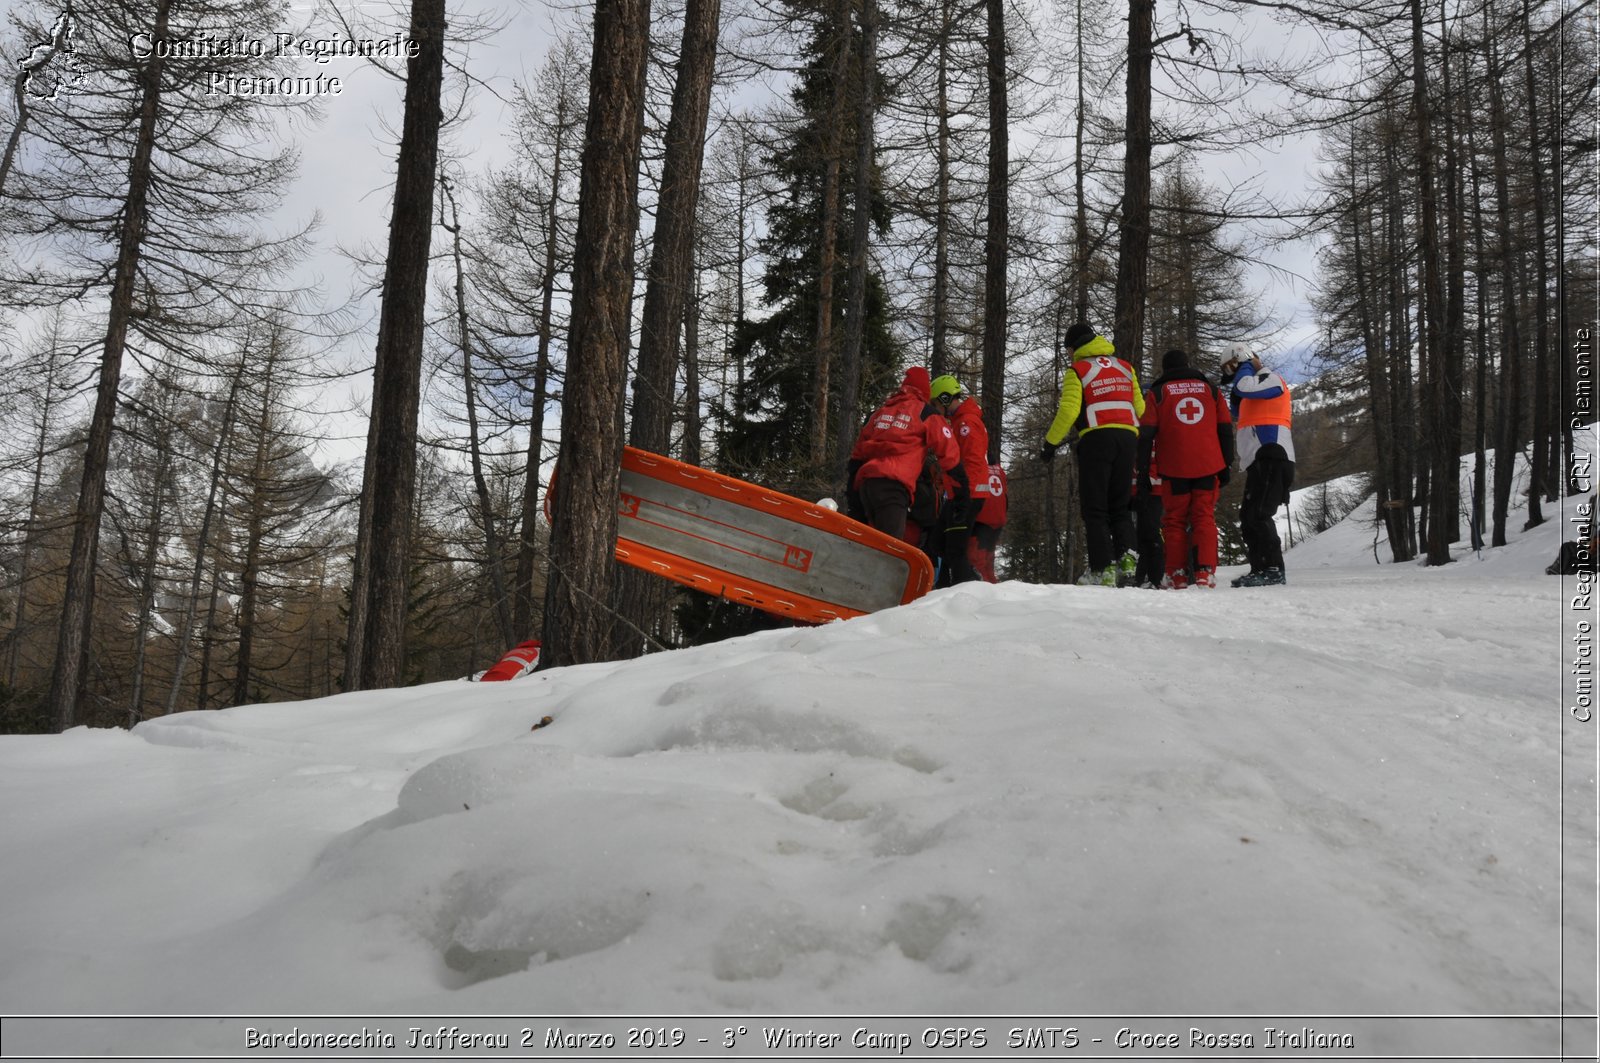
[1074,356,1139,430]
[1238,382,1292,428]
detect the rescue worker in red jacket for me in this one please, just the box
[1137,348,1234,589]
[929,374,991,585]
[1038,320,1146,586]
[850,367,966,547]
[968,462,1008,583]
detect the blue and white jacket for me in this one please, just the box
[1226,364,1296,470]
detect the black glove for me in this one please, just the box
[1039,441,1059,464]
[1217,467,1232,488]
[1136,474,1152,499]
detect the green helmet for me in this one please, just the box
[929,374,962,401]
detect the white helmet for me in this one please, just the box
[1221,342,1251,371]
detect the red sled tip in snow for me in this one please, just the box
[477,639,542,682]
[552,448,934,625]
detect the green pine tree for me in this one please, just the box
[714,0,900,500]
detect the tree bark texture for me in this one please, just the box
[512,115,572,640]
[445,179,515,650]
[931,0,952,380]
[631,0,720,457]
[348,0,448,690]
[1113,0,1153,376]
[47,0,173,731]
[1410,0,1453,565]
[615,0,720,654]
[540,0,651,669]
[1521,0,1550,525]
[835,0,877,480]
[166,359,243,715]
[1486,32,1524,547]
[810,0,850,466]
[980,0,1008,462]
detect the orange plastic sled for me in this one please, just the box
[549,448,934,624]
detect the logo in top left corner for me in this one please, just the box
[19,7,85,102]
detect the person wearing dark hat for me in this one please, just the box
[849,367,966,546]
[1038,321,1146,586]
[1138,348,1234,589]
[1220,343,1294,587]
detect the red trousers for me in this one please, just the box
[965,524,1002,583]
[1161,484,1219,576]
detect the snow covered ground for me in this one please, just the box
[0,477,1594,1061]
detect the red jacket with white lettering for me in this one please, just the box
[944,396,992,501]
[977,463,1008,527]
[1137,368,1234,480]
[851,368,961,496]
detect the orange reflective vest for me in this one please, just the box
[1237,384,1292,429]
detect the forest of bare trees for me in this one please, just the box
[0,0,1592,730]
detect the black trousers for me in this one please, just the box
[1240,445,1295,572]
[859,478,911,542]
[1076,429,1137,572]
[1133,490,1165,585]
[939,496,984,586]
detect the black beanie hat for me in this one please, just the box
[1162,348,1189,370]
[1064,321,1095,351]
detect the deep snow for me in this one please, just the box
[0,470,1594,1061]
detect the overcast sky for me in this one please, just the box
[259,0,1330,471]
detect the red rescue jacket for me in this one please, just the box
[946,396,991,497]
[852,370,961,496]
[977,463,1008,527]
[1138,369,1233,480]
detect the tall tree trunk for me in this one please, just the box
[232,406,271,709]
[683,264,704,466]
[1521,0,1550,526]
[443,179,515,649]
[632,0,720,458]
[1073,0,1090,320]
[1044,306,1066,580]
[166,357,243,715]
[1411,0,1452,565]
[810,2,849,465]
[511,135,570,639]
[540,0,651,668]
[1350,133,1405,562]
[47,0,173,731]
[1381,118,1418,558]
[1113,0,1154,374]
[1554,44,1580,498]
[7,317,66,691]
[346,0,449,691]
[1468,76,1490,552]
[1439,8,1466,547]
[128,421,174,725]
[617,0,721,652]
[835,0,877,481]
[931,0,953,380]
[1487,29,1524,547]
[197,551,224,710]
[980,0,1008,462]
